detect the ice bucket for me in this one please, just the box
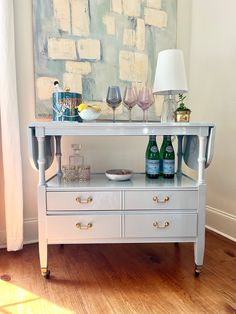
[52,92,82,122]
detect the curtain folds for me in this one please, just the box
[0,0,23,250]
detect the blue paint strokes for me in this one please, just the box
[33,0,177,118]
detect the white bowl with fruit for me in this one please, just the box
[78,103,101,121]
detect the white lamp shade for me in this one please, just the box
[153,49,188,95]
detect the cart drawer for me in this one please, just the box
[47,191,121,211]
[124,213,197,238]
[124,190,197,210]
[47,214,121,239]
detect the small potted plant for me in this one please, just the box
[175,94,191,122]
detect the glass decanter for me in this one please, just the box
[69,144,84,167]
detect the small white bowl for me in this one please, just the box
[105,169,133,181]
[79,108,101,121]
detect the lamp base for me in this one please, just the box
[161,95,177,122]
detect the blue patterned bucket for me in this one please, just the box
[52,92,83,122]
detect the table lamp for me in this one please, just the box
[153,49,188,122]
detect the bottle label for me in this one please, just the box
[163,160,175,175]
[166,146,173,153]
[150,146,158,153]
[146,159,160,175]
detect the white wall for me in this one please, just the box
[177,0,192,75]
[188,0,236,240]
[0,0,234,245]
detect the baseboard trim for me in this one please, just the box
[0,230,6,249]
[206,225,236,242]
[0,218,38,249]
[206,206,236,242]
[23,217,38,244]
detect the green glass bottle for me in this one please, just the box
[159,135,168,176]
[145,135,160,179]
[162,135,175,179]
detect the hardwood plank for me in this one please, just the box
[0,231,235,313]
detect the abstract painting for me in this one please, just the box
[33,0,177,119]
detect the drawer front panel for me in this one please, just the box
[47,214,121,239]
[47,191,121,211]
[125,190,197,210]
[124,213,197,238]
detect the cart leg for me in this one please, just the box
[37,185,50,279]
[194,184,206,277]
[194,264,202,277]
[194,236,204,277]
[37,133,51,279]
[55,136,62,176]
[41,267,50,279]
[39,240,50,279]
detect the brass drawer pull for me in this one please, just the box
[76,196,93,204]
[153,196,170,203]
[153,221,170,229]
[76,222,93,230]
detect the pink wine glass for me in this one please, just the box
[137,87,154,122]
[123,86,137,122]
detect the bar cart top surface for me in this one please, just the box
[29,121,214,137]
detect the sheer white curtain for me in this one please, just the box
[0,0,23,250]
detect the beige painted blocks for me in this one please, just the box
[71,0,90,36]
[147,0,162,9]
[119,50,148,82]
[111,0,123,14]
[136,18,145,51]
[134,52,148,82]
[63,73,82,93]
[144,8,167,28]
[53,0,70,33]
[48,38,76,60]
[65,61,91,75]
[78,39,101,60]
[36,77,58,100]
[119,51,134,81]
[123,29,136,46]
[123,0,141,17]
[103,15,116,35]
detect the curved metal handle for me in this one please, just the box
[153,221,170,229]
[153,196,170,203]
[76,222,93,230]
[76,196,93,204]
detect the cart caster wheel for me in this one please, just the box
[41,268,50,279]
[194,265,202,277]
[195,271,200,277]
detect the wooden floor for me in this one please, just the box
[0,231,235,314]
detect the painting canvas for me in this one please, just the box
[33,0,177,120]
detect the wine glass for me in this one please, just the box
[137,87,154,122]
[123,86,137,122]
[106,86,122,122]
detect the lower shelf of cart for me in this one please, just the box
[46,173,198,191]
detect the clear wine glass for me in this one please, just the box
[106,86,122,122]
[137,87,155,122]
[123,86,137,122]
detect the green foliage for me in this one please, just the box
[177,94,186,109]
[176,94,190,112]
